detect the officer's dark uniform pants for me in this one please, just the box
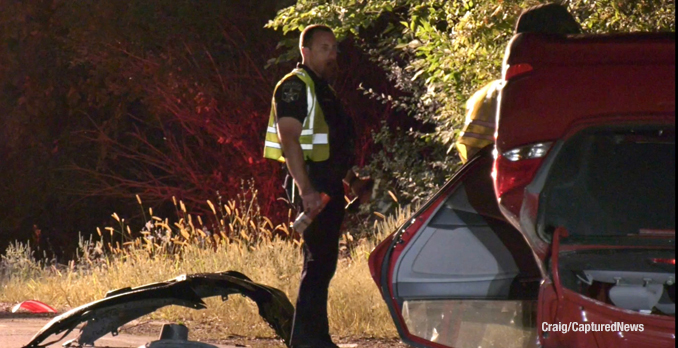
[290,195,345,346]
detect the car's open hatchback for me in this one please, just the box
[369,32,675,348]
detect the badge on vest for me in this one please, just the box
[280,81,303,103]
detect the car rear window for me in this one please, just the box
[539,124,675,243]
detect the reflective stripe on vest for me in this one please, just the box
[263,69,330,163]
[456,80,501,149]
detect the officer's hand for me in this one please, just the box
[301,189,323,215]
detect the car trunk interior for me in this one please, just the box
[538,124,675,316]
[557,249,675,317]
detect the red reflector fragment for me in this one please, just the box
[504,63,533,80]
[12,300,57,314]
[651,258,676,265]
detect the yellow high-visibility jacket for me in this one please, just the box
[263,68,330,163]
[456,80,502,163]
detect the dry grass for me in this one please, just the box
[0,189,417,341]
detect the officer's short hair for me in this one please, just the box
[300,25,334,49]
[515,3,582,35]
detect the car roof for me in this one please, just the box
[496,32,675,152]
[503,31,675,68]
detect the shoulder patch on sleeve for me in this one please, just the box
[280,79,304,103]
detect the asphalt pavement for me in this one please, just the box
[0,315,237,348]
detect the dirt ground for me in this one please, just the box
[120,319,410,348]
[2,303,410,348]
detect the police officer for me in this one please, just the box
[456,3,582,163]
[263,24,355,348]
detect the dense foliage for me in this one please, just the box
[267,0,675,208]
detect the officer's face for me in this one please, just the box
[307,31,339,81]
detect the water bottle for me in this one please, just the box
[292,193,331,233]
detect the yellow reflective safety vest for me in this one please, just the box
[263,68,330,163]
[456,80,502,163]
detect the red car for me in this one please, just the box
[369,32,675,348]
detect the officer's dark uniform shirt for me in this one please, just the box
[274,64,356,198]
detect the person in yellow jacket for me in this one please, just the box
[263,24,355,348]
[456,3,582,163]
[456,80,502,163]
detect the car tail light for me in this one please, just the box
[492,142,553,216]
[503,63,533,80]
